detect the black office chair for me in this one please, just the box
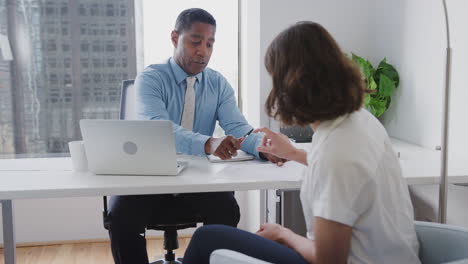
[101,80,203,263]
[102,196,202,264]
[279,124,313,143]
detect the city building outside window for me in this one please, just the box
[0,0,136,156]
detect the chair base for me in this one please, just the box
[150,257,183,264]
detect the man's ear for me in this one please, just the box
[171,30,179,48]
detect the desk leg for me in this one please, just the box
[1,200,16,264]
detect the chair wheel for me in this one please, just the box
[150,260,182,264]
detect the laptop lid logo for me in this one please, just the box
[123,141,138,155]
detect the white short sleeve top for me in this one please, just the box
[300,109,420,264]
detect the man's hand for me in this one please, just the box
[205,136,243,160]
[260,152,288,167]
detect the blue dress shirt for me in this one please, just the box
[135,58,262,158]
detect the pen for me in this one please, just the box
[240,129,254,145]
[244,128,254,138]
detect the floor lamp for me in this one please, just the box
[438,0,452,224]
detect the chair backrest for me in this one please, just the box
[120,79,136,120]
[416,221,468,264]
[279,124,313,143]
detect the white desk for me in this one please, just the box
[0,156,303,264]
[2,139,468,264]
[391,138,468,185]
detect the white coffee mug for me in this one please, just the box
[68,141,88,171]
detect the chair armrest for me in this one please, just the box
[443,259,468,264]
[210,249,273,264]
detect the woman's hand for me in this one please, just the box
[256,223,290,244]
[254,128,296,160]
[254,127,308,165]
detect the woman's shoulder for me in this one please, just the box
[313,110,389,177]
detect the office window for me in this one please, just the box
[45,6,55,16]
[82,74,90,84]
[90,4,99,16]
[47,39,57,51]
[120,26,126,37]
[62,43,70,52]
[93,58,101,68]
[139,0,239,137]
[121,43,128,52]
[90,24,99,35]
[47,26,56,34]
[80,24,87,35]
[120,5,127,17]
[81,58,89,68]
[61,4,68,16]
[0,0,136,157]
[79,4,86,16]
[92,42,102,52]
[49,74,58,85]
[48,58,57,68]
[64,58,71,68]
[107,58,115,68]
[81,42,89,52]
[106,41,116,52]
[106,4,115,17]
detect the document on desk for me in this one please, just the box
[207,150,255,163]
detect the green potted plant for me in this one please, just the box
[351,54,400,117]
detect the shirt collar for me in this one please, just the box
[308,113,349,163]
[169,57,204,85]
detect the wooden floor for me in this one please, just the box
[0,237,191,264]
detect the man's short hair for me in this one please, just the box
[175,8,216,34]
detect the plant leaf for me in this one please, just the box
[369,76,377,90]
[373,98,388,117]
[364,94,372,106]
[378,74,395,97]
[376,58,399,87]
[351,53,374,80]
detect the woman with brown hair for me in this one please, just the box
[183,21,420,264]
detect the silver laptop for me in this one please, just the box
[79,119,187,175]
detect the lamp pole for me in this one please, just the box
[438,0,452,224]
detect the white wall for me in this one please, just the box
[445,0,468,160]
[258,0,376,129]
[375,0,447,149]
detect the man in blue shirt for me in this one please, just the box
[106,8,283,264]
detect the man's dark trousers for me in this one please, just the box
[105,192,240,264]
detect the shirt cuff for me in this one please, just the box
[241,133,263,160]
[192,134,211,156]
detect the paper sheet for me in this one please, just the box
[207,150,255,163]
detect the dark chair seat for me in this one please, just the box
[102,194,203,264]
[147,215,203,264]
